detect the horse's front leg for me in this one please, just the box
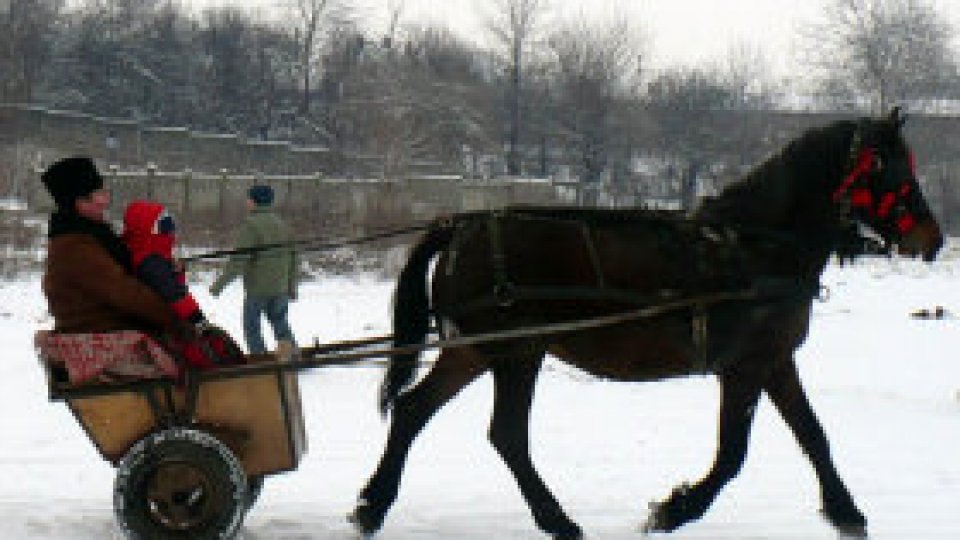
[764,357,867,537]
[644,370,762,533]
[349,347,486,535]
[489,353,583,540]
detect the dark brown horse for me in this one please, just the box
[349,109,943,539]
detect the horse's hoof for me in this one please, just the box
[820,504,869,540]
[642,483,694,533]
[642,500,675,533]
[828,516,868,539]
[551,524,584,540]
[347,500,385,536]
[836,525,869,539]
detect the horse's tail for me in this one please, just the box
[379,218,457,416]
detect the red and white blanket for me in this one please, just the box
[35,330,181,385]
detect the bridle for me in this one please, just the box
[831,127,919,237]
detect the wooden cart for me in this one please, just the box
[41,350,307,540]
[36,284,754,539]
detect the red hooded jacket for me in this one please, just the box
[122,201,202,322]
[122,201,245,370]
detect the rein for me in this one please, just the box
[180,222,433,262]
[195,288,772,381]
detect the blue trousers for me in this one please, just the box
[243,295,296,354]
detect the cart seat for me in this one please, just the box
[35,329,181,389]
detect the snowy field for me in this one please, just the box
[1,243,960,540]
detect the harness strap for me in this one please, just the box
[832,148,875,203]
[580,222,606,287]
[691,304,709,373]
[207,289,771,381]
[441,278,819,320]
[443,285,684,317]
[486,212,514,306]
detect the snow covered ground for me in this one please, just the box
[1,244,959,539]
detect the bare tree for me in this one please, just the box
[548,14,644,194]
[798,0,959,112]
[331,23,497,178]
[383,0,407,48]
[481,0,549,175]
[717,41,780,110]
[643,66,738,211]
[285,0,350,114]
[2,0,64,102]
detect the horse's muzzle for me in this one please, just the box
[898,219,943,262]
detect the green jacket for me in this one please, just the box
[210,208,298,297]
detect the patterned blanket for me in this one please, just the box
[35,330,181,385]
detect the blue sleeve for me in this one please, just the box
[136,254,188,304]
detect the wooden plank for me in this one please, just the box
[193,353,306,477]
[69,392,159,463]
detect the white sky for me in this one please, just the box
[207,0,960,77]
[395,0,821,75]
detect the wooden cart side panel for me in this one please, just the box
[64,354,307,476]
[194,370,305,478]
[283,369,308,460]
[68,392,159,464]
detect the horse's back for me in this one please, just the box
[433,207,745,310]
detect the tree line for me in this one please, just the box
[3,0,960,184]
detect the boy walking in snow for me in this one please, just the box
[210,185,298,355]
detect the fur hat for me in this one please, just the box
[41,157,104,210]
[247,184,274,206]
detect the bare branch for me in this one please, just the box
[798,0,959,112]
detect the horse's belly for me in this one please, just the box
[548,320,696,381]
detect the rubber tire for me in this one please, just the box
[114,427,248,540]
[246,476,264,511]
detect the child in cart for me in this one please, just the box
[122,200,245,370]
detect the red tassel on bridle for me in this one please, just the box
[832,147,919,235]
[832,148,875,203]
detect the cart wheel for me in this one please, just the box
[114,428,248,540]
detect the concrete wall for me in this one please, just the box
[22,168,571,234]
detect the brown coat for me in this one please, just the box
[43,233,177,333]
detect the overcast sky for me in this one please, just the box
[210,0,960,77]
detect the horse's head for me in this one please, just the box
[832,107,943,262]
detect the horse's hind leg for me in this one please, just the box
[645,369,763,532]
[489,352,582,540]
[350,347,487,535]
[764,357,867,536]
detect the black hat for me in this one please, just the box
[41,157,104,210]
[247,184,274,206]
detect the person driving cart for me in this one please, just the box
[36,157,185,384]
[36,157,237,384]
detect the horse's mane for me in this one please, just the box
[695,120,857,227]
